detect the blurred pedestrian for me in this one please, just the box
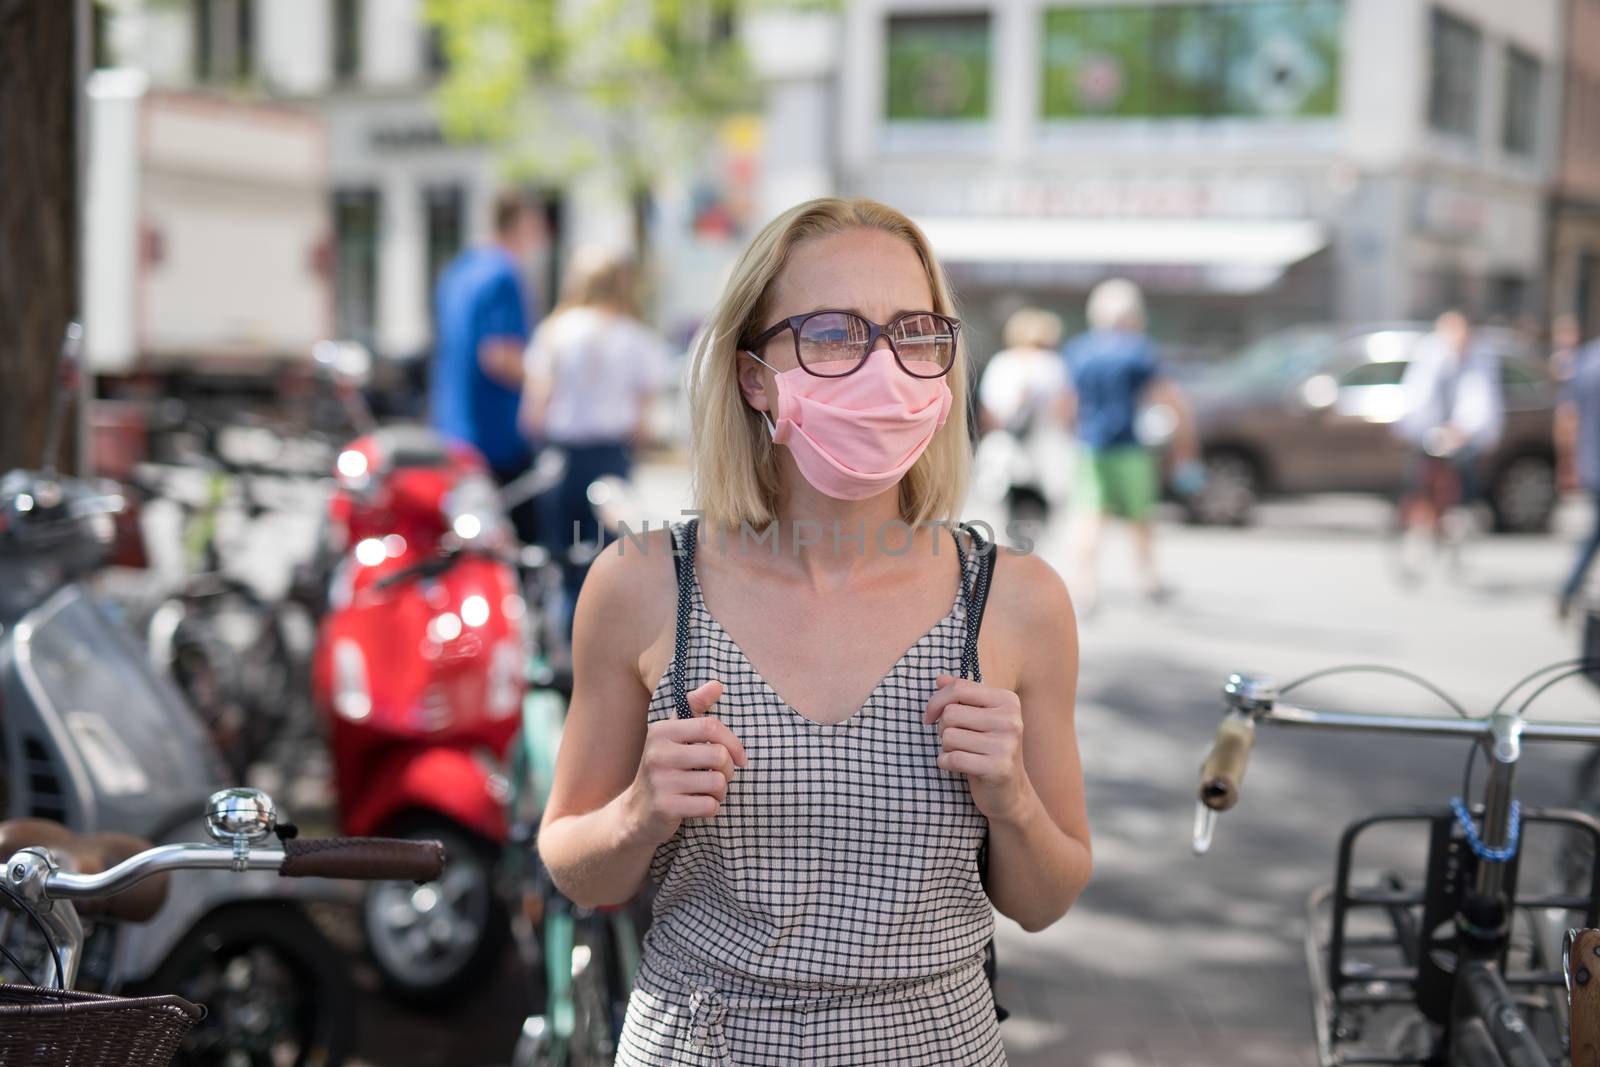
[537,197,1089,1066]
[430,188,545,543]
[520,251,672,634]
[1557,329,1600,617]
[1553,312,1583,384]
[1062,278,1199,613]
[1394,310,1504,575]
[977,308,1072,523]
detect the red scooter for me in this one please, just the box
[308,344,526,1000]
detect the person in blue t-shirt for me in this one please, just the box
[431,189,545,541]
[1061,278,1200,614]
[1558,332,1600,618]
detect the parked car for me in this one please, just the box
[1181,323,1558,532]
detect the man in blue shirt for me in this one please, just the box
[1558,331,1600,617]
[1062,278,1200,613]
[431,190,544,540]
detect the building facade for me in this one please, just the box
[1552,0,1600,342]
[99,0,791,363]
[98,0,1581,366]
[830,0,1564,361]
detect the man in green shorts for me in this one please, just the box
[1062,279,1200,613]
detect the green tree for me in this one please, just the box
[424,0,809,252]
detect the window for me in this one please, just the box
[1502,46,1541,157]
[885,14,992,122]
[424,185,466,309]
[1338,361,1408,387]
[333,0,360,85]
[194,0,254,83]
[1428,7,1481,139]
[424,25,448,78]
[1491,274,1529,319]
[1040,2,1342,120]
[92,2,114,69]
[333,188,381,344]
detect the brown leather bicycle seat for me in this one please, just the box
[0,819,169,923]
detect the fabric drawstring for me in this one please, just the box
[687,985,732,1065]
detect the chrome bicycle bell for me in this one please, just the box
[205,788,278,846]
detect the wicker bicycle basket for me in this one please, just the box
[0,983,205,1066]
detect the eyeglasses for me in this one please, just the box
[742,309,961,379]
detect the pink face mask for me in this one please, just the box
[747,352,953,501]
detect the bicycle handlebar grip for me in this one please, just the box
[1571,928,1600,1065]
[1199,716,1256,812]
[279,837,445,883]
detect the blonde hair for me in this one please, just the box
[556,249,640,319]
[1003,308,1064,350]
[1087,277,1145,332]
[687,197,971,531]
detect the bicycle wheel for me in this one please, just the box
[569,916,627,1067]
[151,581,294,778]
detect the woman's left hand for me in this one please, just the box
[924,675,1033,823]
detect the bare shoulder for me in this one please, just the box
[988,548,1074,628]
[572,527,681,686]
[979,547,1078,695]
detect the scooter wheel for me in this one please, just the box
[130,902,355,1067]
[362,819,508,1005]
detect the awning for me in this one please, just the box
[913,216,1329,294]
[913,217,1328,268]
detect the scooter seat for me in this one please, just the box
[0,819,169,923]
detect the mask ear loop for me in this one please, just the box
[740,349,780,437]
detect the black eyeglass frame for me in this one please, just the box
[741,309,962,379]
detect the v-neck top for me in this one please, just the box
[616,520,1004,1066]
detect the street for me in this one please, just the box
[340,463,1600,1066]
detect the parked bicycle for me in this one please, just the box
[1194,665,1600,1067]
[504,664,645,1067]
[502,474,650,1067]
[132,412,330,779]
[0,787,443,1067]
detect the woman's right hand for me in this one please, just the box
[625,680,747,844]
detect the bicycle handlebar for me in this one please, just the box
[33,837,444,902]
[1250,701,1600,742]
[1193,672,1600,854]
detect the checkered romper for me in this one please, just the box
[615,519,1006,1066]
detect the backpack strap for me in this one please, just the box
[955,522,1008,1024]
[670,519,699,720]
[958,523,997,683]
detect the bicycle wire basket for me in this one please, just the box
[0,982,205,1066]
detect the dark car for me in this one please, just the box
[1181,323,1558,532]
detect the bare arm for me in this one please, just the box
[480,338,526,388]
[537,535,748,907]
[1144,376,1198,466]
[1557,399,1579,490]
[925,553,1090,932]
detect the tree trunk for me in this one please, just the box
[0,0,79,473]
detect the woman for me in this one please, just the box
[977,307,1074,522]
[537,198,1090,1065]
[521,251,672,632]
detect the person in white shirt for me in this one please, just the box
[1394,309,1504,570]
[521,251,674,632]
[978,309,1071,436]
[976,309,1073,528]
